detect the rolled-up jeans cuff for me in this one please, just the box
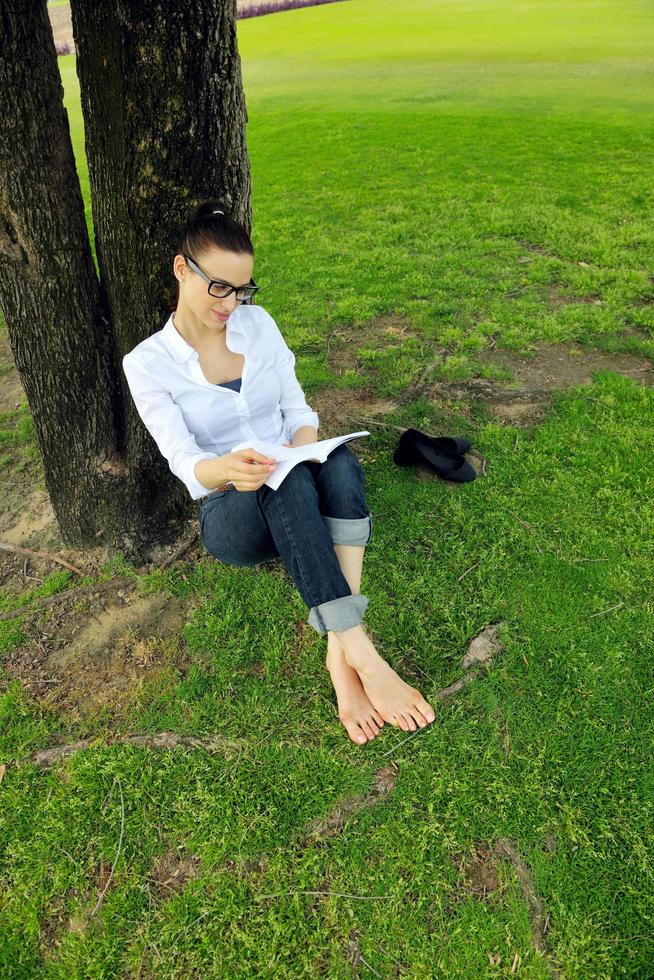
[307,593,369,635]
[322,514,372,546]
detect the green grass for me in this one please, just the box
[2,1,653,976]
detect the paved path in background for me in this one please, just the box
[48,1,279,52]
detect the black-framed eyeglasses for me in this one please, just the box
[183,253,259,302]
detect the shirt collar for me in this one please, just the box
[163,309,244,363]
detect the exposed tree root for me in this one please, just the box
[494,838,560,978]
[299,763,399,843]
[0,575,137,622]
[12,730,244,770]
[159,532,201,569]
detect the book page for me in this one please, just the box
[230,431,370,491]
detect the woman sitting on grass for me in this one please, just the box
[122,200,435,745]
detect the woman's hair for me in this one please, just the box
[165,199,254,313]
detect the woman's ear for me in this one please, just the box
[173,254,186,281]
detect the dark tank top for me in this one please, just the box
[217,377,242,392]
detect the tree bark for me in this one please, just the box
[0,0,252,563]
[0,0,123,551]
[69,0,252,558]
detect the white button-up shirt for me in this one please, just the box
[122,304,320,500]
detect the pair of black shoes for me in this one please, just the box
[393,428,477,483]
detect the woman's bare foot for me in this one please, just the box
[326,633,386,745]
[334,625,436,732]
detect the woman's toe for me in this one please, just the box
[362,718,379,738]
[342,717,367,744]
[366,716,382,736]
[417,699,436,723]
[411,707,429,728]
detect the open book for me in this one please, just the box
[230,431,371,491]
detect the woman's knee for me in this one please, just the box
[270,458,321,497]
[200,495,278,566]
[276,446,362,488]
[201,535,278,567]
[324,443,364,478]
[207,550,276,568]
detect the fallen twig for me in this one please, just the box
[376,942,410,975]
[0,541,85,575]
[457,560,481,582]
[256,889,392,901]
[359,954,384,978]
[349,417,407,433]
[589,601,624,618]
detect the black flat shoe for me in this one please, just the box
[393,428,477,483]
[393,428,473,466]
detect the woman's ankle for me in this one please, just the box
[334,624,364,641]
[334,624,379,670]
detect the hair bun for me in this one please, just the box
[191,200,230,222]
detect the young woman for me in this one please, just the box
[122,200,435,745]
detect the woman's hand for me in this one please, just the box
[222,448,278,492]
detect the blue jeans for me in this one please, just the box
[199,444,373,635]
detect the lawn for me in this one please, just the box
[1,0,653,976]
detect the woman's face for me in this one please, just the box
[173,247,254,328]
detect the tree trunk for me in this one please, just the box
[0,0,252,563]
[69,0,252,559]
[0,0,124,552]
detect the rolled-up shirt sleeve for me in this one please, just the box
[268,320,319,441]
[122,354,218,500]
